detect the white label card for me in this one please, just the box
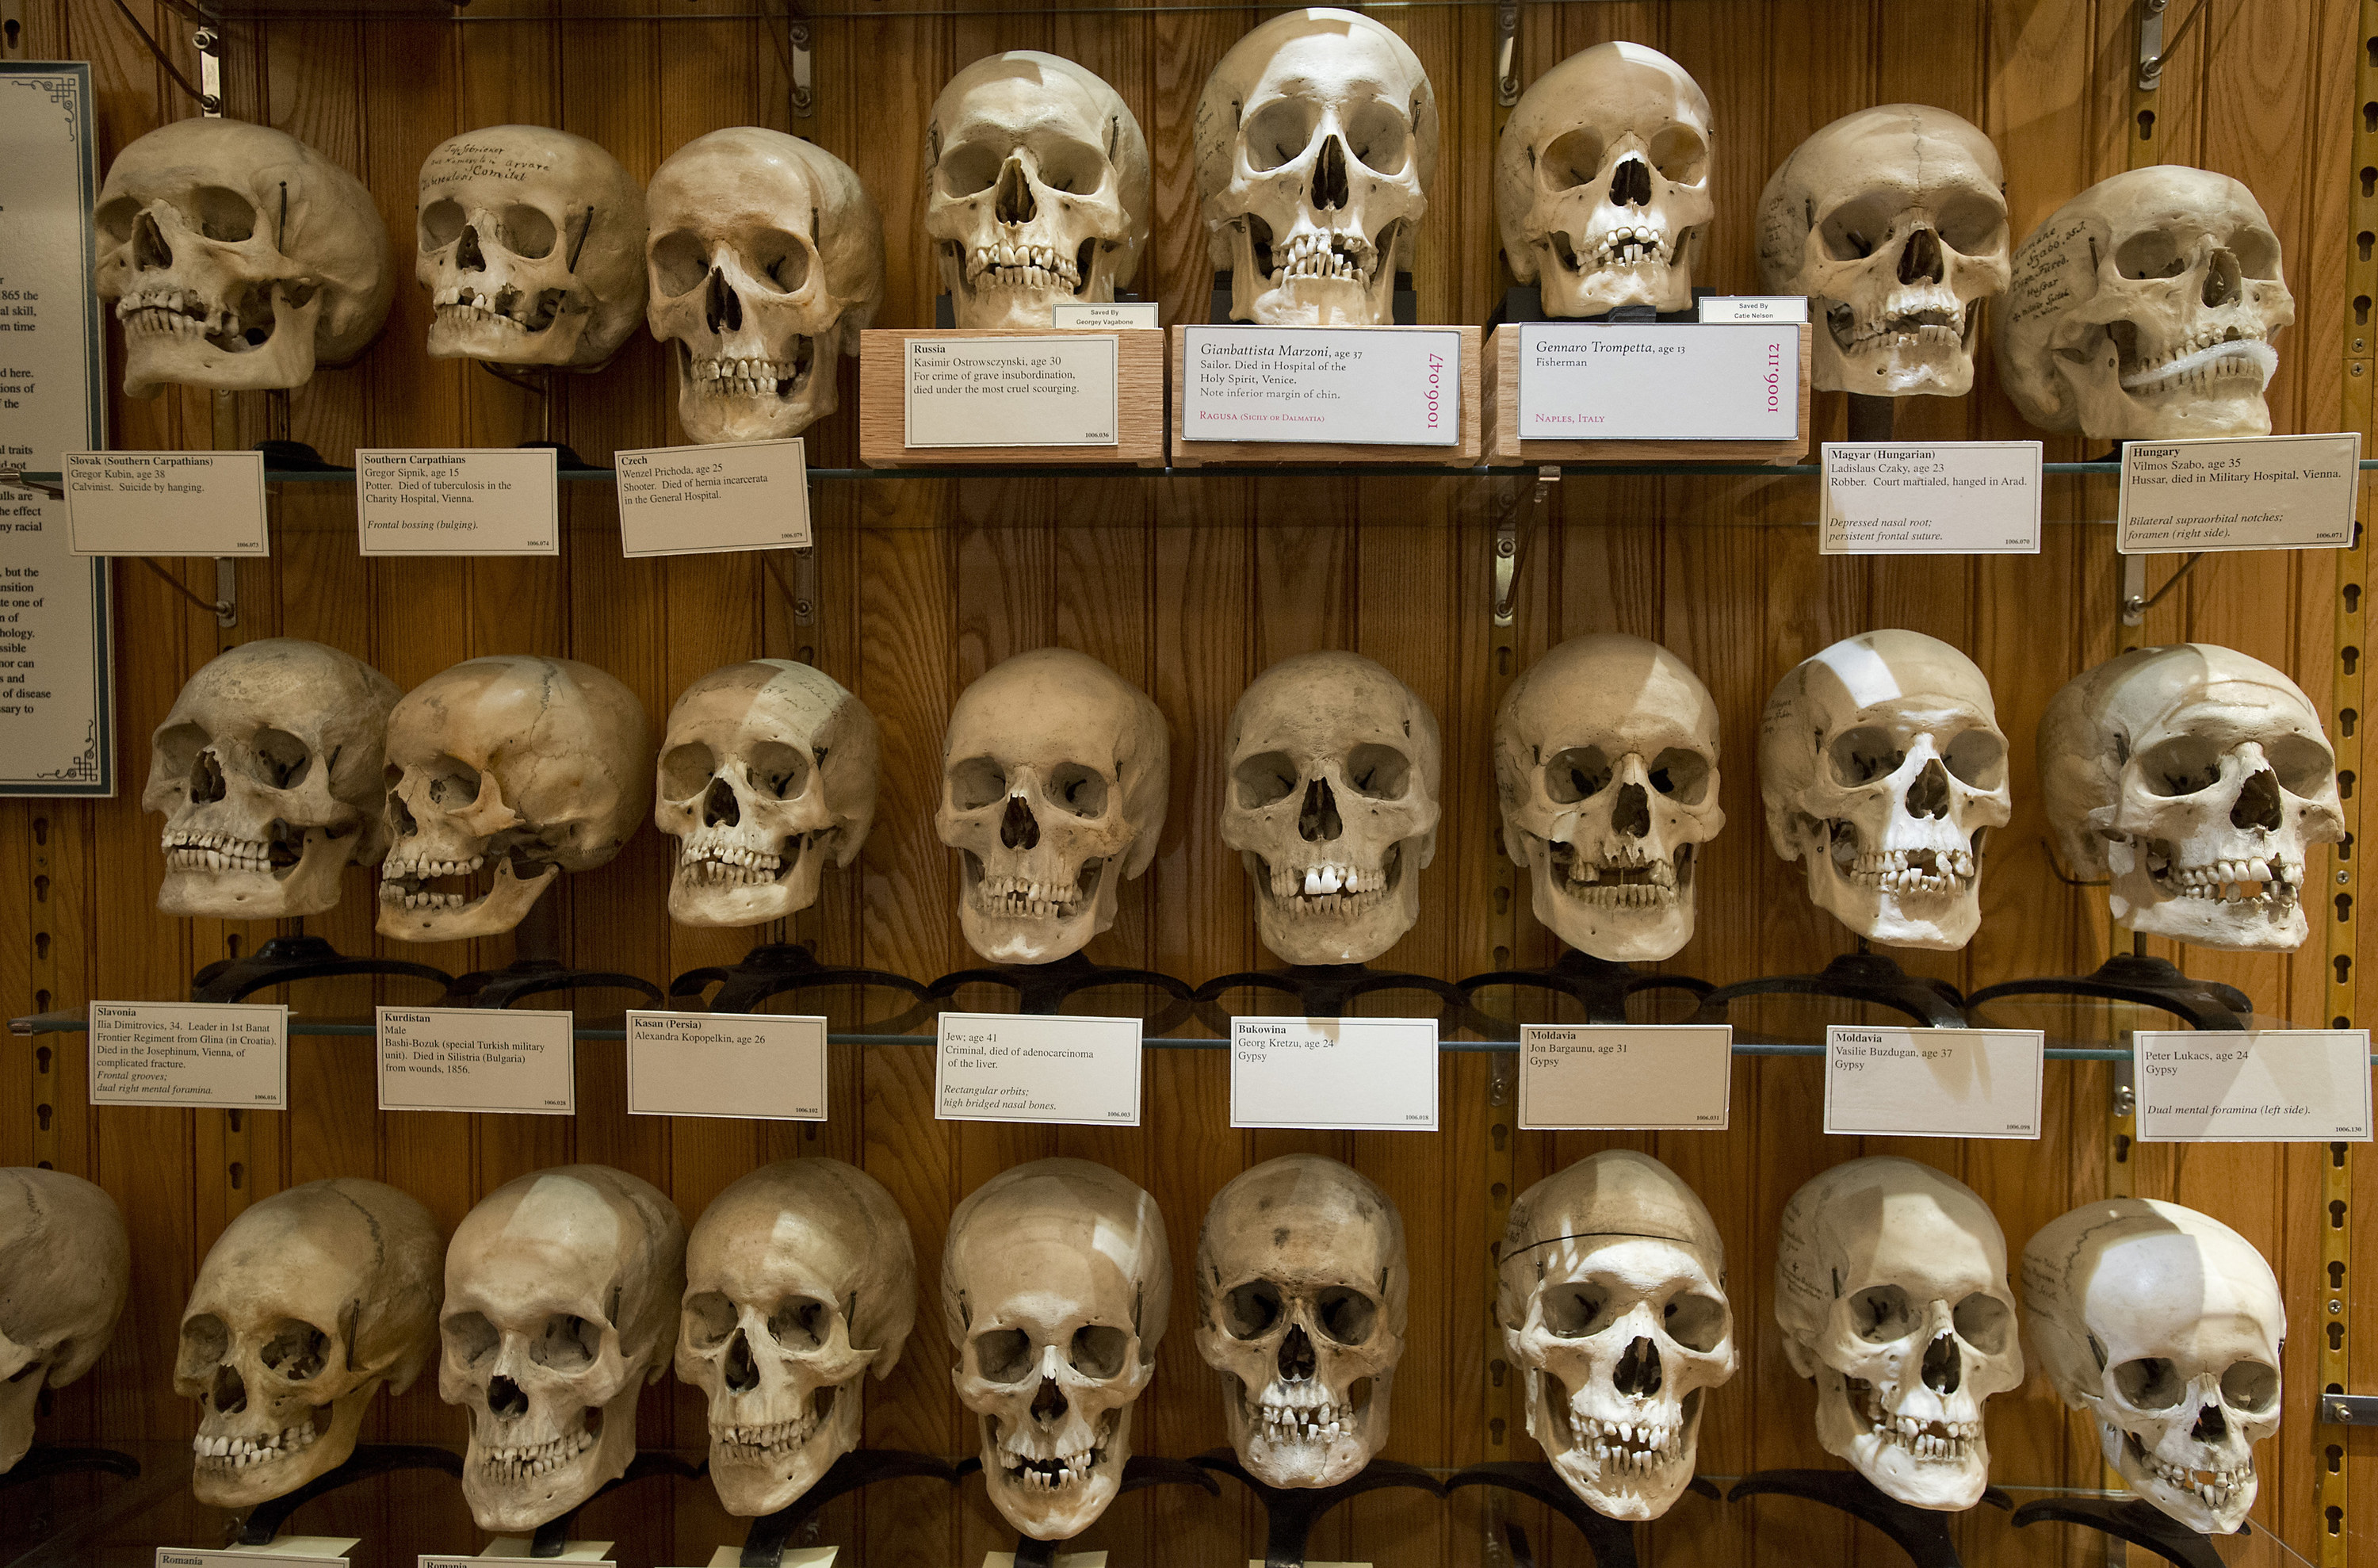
[1697,296,1810,323]
[420,1543,613,1566]
[2135,1030,2373,1142]
[1824,1027,2043,1139]
[704,1550,835,1568]
[1229,1017,1438,1131]
[627,1012,827,1121]
[1182,327,1459,446]
[935,1012,1141,1126]
[1516,323,1798,442]
[904,335,1118,448]
[1819,442,2043,555]
[66,451,267,557]
[376,1007,575,1115]
[1518,1025,1731,1130]
[356,449,558,556]
[614,438,809,556]
[159,1537,357,1566]
[90,1001,286,1109]
[986,1555,1101,1568]
[2117,433,2361,553]
[1052,302,1157,328]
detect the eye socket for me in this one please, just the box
[1243,99,1319,173]
[2230,227,2283,280]
[1648,125,1707,185]
[530,1313,602,1371]
[425,759,484,809]
[748,740,812,800]
[444,1310,499,1367]
[1649,747,1711,805]
[178,1313,229,1375]
[2115,230,2189,281]
[1048,763,1111,818]
[660,741,717,801]
[1541,1283,1613,1338]
[1543,746,1612,804]
[1829,727,1907,787]
[251,727,312,790]
[421,197,467,250]
[1316,1287,1378,1347]
[1818,193,1903,262]
[2269,733,2336,796]
[1070,1324,1129,1378]
[973,1327,1034,1383]
[939,142,1004,198]
[1344,101,1410,175]
[1234,751,1299,809]
[154,721,208,780]
[194,185,257,243]
[1663,1291,1728,1352]
[650,229,711,296]
[1344,743,1410,801]
[1224,1280,1283,1339]
[1945,729,2006,790]
[1536,128,1605,192]
[1034,139,1111,197]
[261,1319,330,1381]
[746,229,813,295]
[97,197,141,243]
[1935,191,2007,255]
[768,1296,835,1352]
[499,204,557,260]
[2221,1359,2281,1414]
[2136,735,2224,797]
[2113,1356,2188,1410]
[682,1291,736,1350]
[950,756,1007,812]
[1952,1292,2012,1355]
[1848,1284,1915,1344]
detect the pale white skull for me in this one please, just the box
[142,639,400,920]
[678,1160,916,1517]
[1495,44,1715,317]
[2041,643,2340,952]
[440,1166,686,1533]
[1223,652,1440,966]
[646,129,883,442]
[1998,166,2295,440]
[1495,634,1724,962]
[1194,8,1439,326]
[944,1158,1168,1541]
[1757,105,2010,396]
[1195,1155,1405,1489]
[94,118,392,397]
[657,660,878,929]
[2023,1199,2282,1535]
[1776,1157,2023,1511]
[416,125,648,369]
[0,1169,128,1474]
[925,52,1151,328]
[176,1178,442,1509]
[936,648,1168,966]
[377,656,653,943]
[1761,629,2011,950]
[1497,1151,1735,1521]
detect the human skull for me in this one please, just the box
[679,1160,916,1517]
[944,1158,1168,1541]
[416,125,648,369]
[925,52,1151,328]
[2023,1199,2282,1535]
[1495,44,1714,317]
[1223,652,1440,966]
[1495,634,1724,962]
[0,1169,128,1473]
[936,648,1168,966]
[1195,1156,1405,1489]
[175,1178,442,1509]
[94,118,392,397]
[1195,9,1439,326]
[2040,644,2340,952]
[143,639,400,920]
[377,656,653,942]
[441,1166,686,1532]
[646,128,883,443]
[1776,1157,2022,1511]
[1761,629,2011,950]
[658,660,878,929]
[1757,105,2010,396]
[1497,1151,1735,1520]
[1998,166,2295,441]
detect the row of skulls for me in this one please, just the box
[3,1153,2286,1543]
[94,15,2292,444]
[144,628,2343,964]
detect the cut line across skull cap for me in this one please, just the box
[0,1168,129,1474]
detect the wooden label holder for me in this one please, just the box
[858,328,1167,468]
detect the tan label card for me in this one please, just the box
[377,1007,574,1115]
[357,449,558,556]
[626,1012,827,1121]
[2135,1029,2374,1142]
[66,451,267,556]
[614,438,809,556]
[1824,1027,2043,1139]
[91,1000,287,1109]
[904,335,1119,447]
[1519,1024,1731,1130]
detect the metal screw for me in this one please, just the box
[2333,1298,2345,1314]
[193,26,219,52]
[2342,870,2353,885]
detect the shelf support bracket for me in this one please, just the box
[1491,468,1554,629]
[1495,2,1520,108]
[789,9,812,119]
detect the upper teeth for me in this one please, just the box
[2158,855,2297,904]
[1836,846,1978,894]
[973,874,1084,917]
[1264,858,1389,911]
[475,1425,597,1481]
[714,1413,818,1455]
[162,828,285,874]
[193,1420,317,1467]
[963,243,1083,291]
[1860,1388,1982,1460]
[1271,228,1375,284]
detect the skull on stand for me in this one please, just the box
[1195,1155,1406,1488]
[925,52,1150,328]
[0,1168,128,1473]
[1195,8,1438,326]
[2024,1198,2283,1535]
[1761,629,2012,950]
[143,639,400,920]
[440,1166,686,1532]
[175,1178,442,1509]
[1495,43,1715,317]
[646,128,883,442]
[1497,1150,1735,1520]
[1775,1157,2023,1511]
[679,1160,916,1516]
[95,118,392,396]
[944,1158,1168,1540]
[1494,634,1725,962]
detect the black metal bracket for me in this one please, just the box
[1845,393,1898,443]
[445,958,663,1012]
[1194,964,1474,1029]
[1696,950,1967,1028]
[235,1443,461,1546]
[1459,948,1714,1029]
[978,1455,1220,1566]
[2010,1493,2238,1568]
[669,941,933,1030]
[1967,952,2252,1032]
[0,1444,141,1493]
[927,950,1198,1031]
[192,934,452,1004]
[1191,1448,1444,1568]
[736,1448,959,1567]
[1447,1460,1719,1566]
[529,1450,704,1558]
[1727,1469,2009,1568]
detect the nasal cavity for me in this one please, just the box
[191,749,227,805]
[133,209,173,272]
[1002,794,1041,851]
[211,1363,247,1415]
[703,776,740,828]
[996,157,1037,225]
[1610,156,1653,208]
[1313,136,1350,212]
[2191,1402,2228,1442]
[487,1373,529,1420]
[1898,225,1944,285]
[455,224,484,273]
[1298,777,1343,843]
[2204,248,2242,308]
[1278,1324,1317,1383]
[1030,1376,1069,1422]
[705,266,743,335]
[1921,1332,1962,1394]
[1612,782,1651,839]
[723,1329,759,1394]
[1613,1336,1663,1398]
[2231,768,2284,832]
[1907,758,1951,819]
